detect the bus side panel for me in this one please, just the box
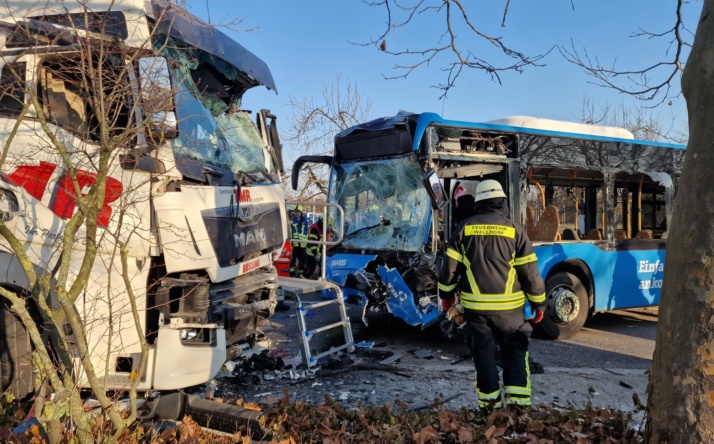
[535,243,663,312]
[608,245,665,309]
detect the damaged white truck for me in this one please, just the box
[0,0,287,404]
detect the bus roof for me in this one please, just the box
[487,115,634,140]
[413,112,686,152]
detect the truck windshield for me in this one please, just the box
[167,52,275,182]
[329,156,430,251]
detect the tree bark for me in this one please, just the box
[645,1,714,442]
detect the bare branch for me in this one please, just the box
[560,0,690,105]
[359,0,552,98]
[286,75,372,199]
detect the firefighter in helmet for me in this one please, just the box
[438,179,546,410]
[289,205,309,277]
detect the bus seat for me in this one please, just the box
[561,228,579,240]
[530,205,559,241]
[614,229,628,240]
[585,229,602,240]
[526,207,536,238]
[635,229,653,240]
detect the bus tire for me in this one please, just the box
[536,272,588,340]
[0,298,33,399]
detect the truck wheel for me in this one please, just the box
[536,272,589,340]
[0,299,33,399]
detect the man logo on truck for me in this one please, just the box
[234,228,267,247]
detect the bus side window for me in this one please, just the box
[526,166,604,242]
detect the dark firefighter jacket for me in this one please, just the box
[306,221,323,257]
[438,198,546,315]
[291,215,309,248]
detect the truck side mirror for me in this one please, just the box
[422,168,447,210]
[138,56,177,140]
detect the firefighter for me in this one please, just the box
[453,186,476,224]
[303,217,323,279]
[438,179,546,410]
[289,205,309,277]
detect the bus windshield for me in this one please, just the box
[329,156,431,251]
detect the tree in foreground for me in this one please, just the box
[644,2,714,441]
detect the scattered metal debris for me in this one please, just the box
[379,354,402,365]
[413,349,434,359]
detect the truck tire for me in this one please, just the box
[536,272,589,340]
[0,299,33,399]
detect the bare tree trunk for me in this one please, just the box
[645,1,714,442]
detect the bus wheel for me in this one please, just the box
[537,272,588,340]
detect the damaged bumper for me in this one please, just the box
[326,253,440,328]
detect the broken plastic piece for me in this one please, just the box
[378,354,402,365]
[413,349,434,359]
[321,289,338,300]
[356,341,374,348]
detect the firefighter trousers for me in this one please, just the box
[462,310,533,407]
[289,246,307,277]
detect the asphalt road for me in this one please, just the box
[531,307,657,369]
[271,290,657,371]
[248,297,655,412]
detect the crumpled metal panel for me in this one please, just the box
[378,266,440,328]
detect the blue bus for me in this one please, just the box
[292,112,685,339]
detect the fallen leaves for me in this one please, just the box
[257,393,641,443]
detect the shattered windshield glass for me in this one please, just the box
[328,156,431,251]
[161,43,273,180]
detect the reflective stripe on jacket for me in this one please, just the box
[438,199,546,314]
[291,216,309,248]
[306,224,323,257]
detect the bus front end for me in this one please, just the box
[297,113,442,328]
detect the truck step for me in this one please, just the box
[182,395,271,440]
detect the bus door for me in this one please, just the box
[423,164,512,244]
[605,172,671,310]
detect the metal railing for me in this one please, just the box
[286,201,344,279]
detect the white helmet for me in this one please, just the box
[474,179,506,202]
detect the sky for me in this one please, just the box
[185,0,699,163]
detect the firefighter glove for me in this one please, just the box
[446,304,465,326]
[533,309,544,323]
